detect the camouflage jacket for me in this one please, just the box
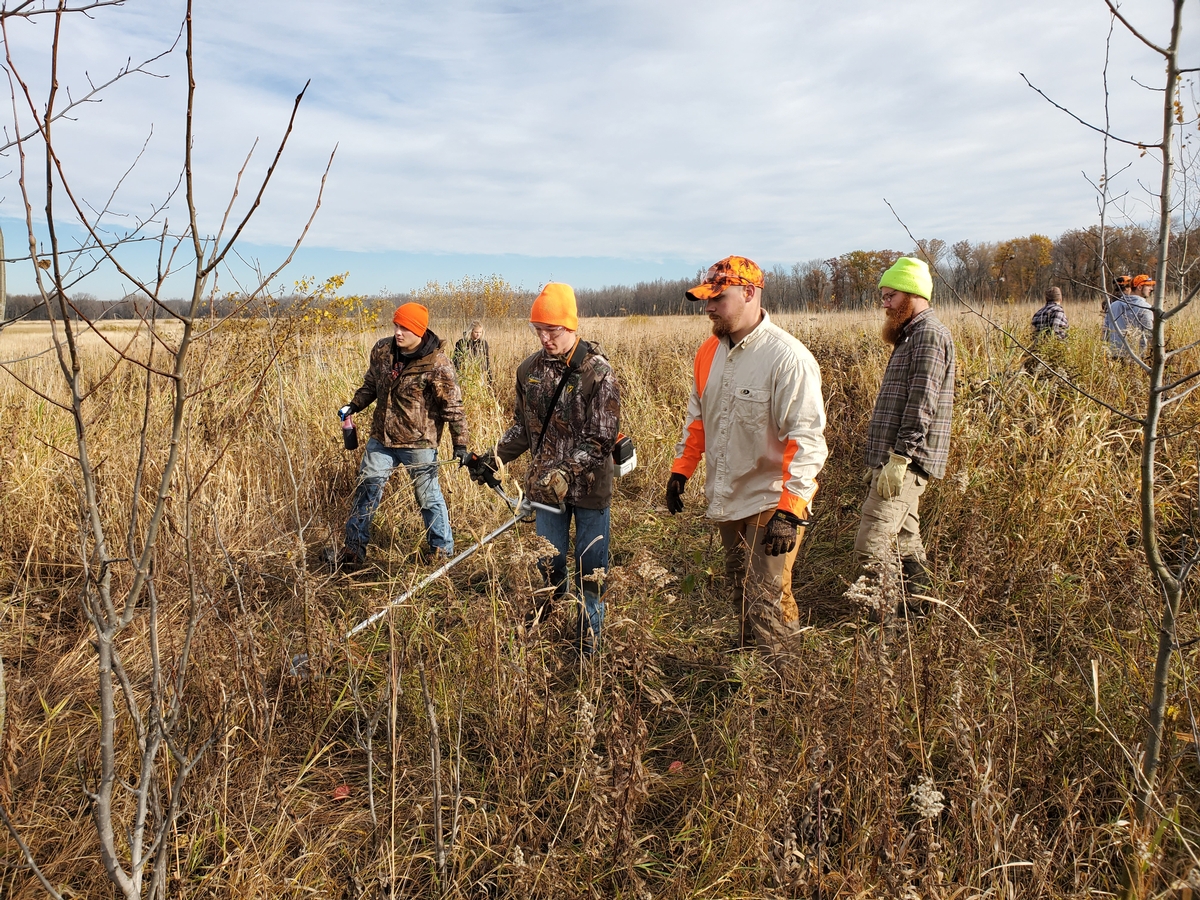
[348,330,468,450]
[496,340,620,509]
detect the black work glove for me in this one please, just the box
[465,450,501,488]
[453,445,470,466]
[337,404,355,421]
[664,473,687,515]
[762,509,804,557]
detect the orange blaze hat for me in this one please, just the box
[1114,275,1132,287]
[1132,274,1156,289]
[392,302,429,337]
[529,283,578,331]
[686,256,765,301]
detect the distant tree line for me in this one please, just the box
[6,221,1195,321]
[4,291,345,323]
[575,223,1197,315]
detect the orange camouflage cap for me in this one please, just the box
[1132,274,1156,289]
[686,256,765,301]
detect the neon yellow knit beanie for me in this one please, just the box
[878,257,932,300]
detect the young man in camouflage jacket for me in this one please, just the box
[336,303,469,571]
[467,283,621,653]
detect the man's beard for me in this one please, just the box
[710,313,734,337]
[881,295,916,345]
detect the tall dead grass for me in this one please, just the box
[1,301,1197,898]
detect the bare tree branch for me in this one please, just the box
[0,797,66,900]
[1,1,126,19]
[202,80,310,276]
[1021,73,1159,149]
[0,38,176,155]
[884,198,1144,424]
[1101,0,1168,56]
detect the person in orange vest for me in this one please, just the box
[664,256,828,656]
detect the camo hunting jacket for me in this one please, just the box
[348,330,468,451]
[496,341,620,510]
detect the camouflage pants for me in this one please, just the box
[717,510,804,656]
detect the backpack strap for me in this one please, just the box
[534,339,590,457]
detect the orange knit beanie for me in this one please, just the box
[392,302,429,336]
[529,283,578,331]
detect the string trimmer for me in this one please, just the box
[291,478,563,676]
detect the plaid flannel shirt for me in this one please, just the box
[1031,301,1068,339]
[864,308,955,479]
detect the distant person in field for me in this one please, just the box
[466,284,620,655]
[1104,274,1153,360]
[335,303,469,572]
[664,255,828,657]
[1109,274,1132,311]
[1102,274,1131,313]
[854,257,955,620]
[1031,286,1068,340]
[453,320,492,381]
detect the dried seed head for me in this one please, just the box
[634,558,673,589]
[844,557,901,616]
[908,775,946,819]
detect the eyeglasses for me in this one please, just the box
[529,323,567,339]
[880,289,902,303]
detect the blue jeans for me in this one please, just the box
[345,439,453,557]
[535,504,610,648]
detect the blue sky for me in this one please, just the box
[0,0,1194,299]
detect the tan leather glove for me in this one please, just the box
[877,452,910,500]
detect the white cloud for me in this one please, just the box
[0,0,1193,295]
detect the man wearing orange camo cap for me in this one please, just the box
[335,302,468,571]
[666,256,828,657]
[466,283,621,654]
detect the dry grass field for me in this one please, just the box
[1,301,1198,898]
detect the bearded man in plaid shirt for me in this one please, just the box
[1031,287,1068,340]
[855,257,955,619]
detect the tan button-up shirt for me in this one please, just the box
[672,313,828,522]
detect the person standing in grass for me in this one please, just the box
[1104,274,1153,360]
[466,284,620,655]
[1031,286,1068,341]
[664,256,828,656]
[453,320,492,381]
[854,257,955,619]
[335,302,469,572]
[1107,274,1132,312]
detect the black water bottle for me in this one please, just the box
[342,417,358,450]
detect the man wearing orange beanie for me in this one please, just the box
[335,302,469,571]
[466,283,620,654]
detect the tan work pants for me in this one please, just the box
[717,510,805,656]
[854,467,928,563]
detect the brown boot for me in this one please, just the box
[900,557,936,618]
